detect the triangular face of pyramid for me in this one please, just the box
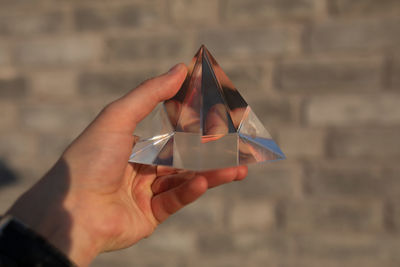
[129,45,285,171]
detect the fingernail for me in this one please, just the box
[168,63,181,75]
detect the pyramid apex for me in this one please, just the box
[198,44,209,53]
[193,45,205,58]
[197,45,213,61]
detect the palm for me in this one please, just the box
[101,163,159,251]
[93,158,247,252]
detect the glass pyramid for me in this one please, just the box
[129,45,285,171]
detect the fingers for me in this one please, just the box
[151,171,195,195]
[152,166,248,195]
[151,175,208,222]
[150,165,248,222]
[200,165,248,188]
[89,63,187,133]
[156,166,179,177]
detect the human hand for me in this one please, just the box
[6,64,248,267]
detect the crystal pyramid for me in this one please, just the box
[129,45,285,171]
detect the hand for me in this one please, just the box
[6,64,248,267]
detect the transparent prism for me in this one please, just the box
[129,45,285,171]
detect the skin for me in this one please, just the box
[6,63,248,267]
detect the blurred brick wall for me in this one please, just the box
[1,0,400,266]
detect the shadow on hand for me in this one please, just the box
[6,158,74,265]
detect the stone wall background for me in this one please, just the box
[1,0,400,266]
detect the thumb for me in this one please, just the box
[90,63,187,133]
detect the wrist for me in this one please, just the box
[0,215,76,266]
[6,170,100,267]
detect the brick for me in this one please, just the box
[278,127,326,158]
[305,94,400,126]
[249,95,293,125]
[0,160,18,187]
[198,27,300,59]
[15,36,103,67]
[106,35,188,62]
[280,259,397,267]
[94,249,181,267]
[79,69,158,96]
[0,0,39,9]
[74,7,106,31]
[162,194,224,230]
[0,100,18,129]
[224,63,271,97]
[290,234,400,266]
[0,10,65,36]
[310,18,400,52]
[0,44,11,66]
[140,226,196,253]
[0,76,27,98]
[30,71,77,98]
[390,55,400,89]
[381,167,400,199]
[291,234,383,263]
[37,134,74,167]
[391,203,400,231]
[21,104,92,135]
[223,0,315,23]
[306,160,400,199]
[170,0,219,25]
[222,162,302,198]
[230,200,276,230]
[277,57,382,92]
[0,132,39,174]
[187,255,251,267]
[331,0,400,18]
[188,249,283,267]
[115,3,164,29]
[233,232,289,256]
[378,239,400,265]
[197,232,234,254]
[304,160,384,197]
[227,62,277,113]
[328,128,400,158]
[284,199,384,232]
[74,2,164,31]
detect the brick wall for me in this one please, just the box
[0,0,399,266]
